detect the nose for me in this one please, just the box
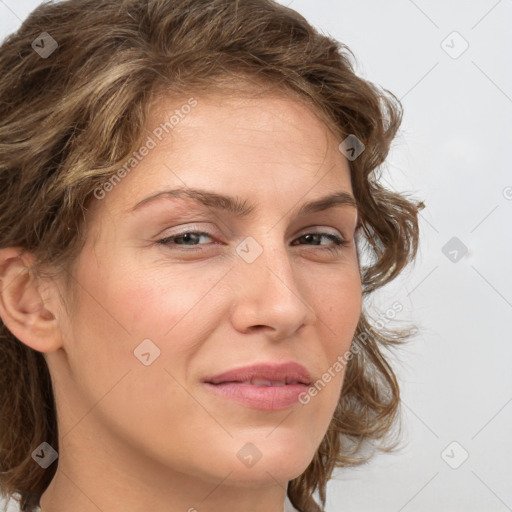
[229,235,317,340]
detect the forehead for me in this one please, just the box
[89,91,352,219]
[147,89,341,158]
[152,92,345,170]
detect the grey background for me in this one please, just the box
[1,0,511,511]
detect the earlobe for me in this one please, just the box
[0,247,63,353]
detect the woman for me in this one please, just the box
[0,0,423,511]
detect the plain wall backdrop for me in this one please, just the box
[1,1,511,511]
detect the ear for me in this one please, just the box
[0,247,63,353]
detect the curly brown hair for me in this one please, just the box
[0,0,423,511]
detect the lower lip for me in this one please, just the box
[203,382,309,410]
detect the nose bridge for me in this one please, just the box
[229,229,316,336]
[238,229,295,288]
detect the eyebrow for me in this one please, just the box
[130,187,358,217]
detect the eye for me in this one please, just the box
[157,230,215,252]
[158,231,213,247]
[157,229,349,254]
[291,232,349,254]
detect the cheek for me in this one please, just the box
[59,260,208,450]
[71,258,206,341]
[318,264,362,343]
[296,265,361,439]
[118,271,224,349]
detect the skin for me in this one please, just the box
[0,91,362,512]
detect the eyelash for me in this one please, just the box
[157,230,349,255]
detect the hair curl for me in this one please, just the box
[0,0,424,511]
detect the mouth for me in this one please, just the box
[204,361,311,385]
[203,362,312,410]
[210,377,307,386]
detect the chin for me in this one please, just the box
[215,433,316,486]
[223,460,311,488]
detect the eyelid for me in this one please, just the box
[156,226,353,255]
[296,225,346,237]
[158,223,218,237]
[158,223,349,242]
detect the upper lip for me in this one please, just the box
[204,362,312,385]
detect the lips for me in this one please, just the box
[204,362,312,386]
[203,362,312,411]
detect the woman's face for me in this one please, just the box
[47,91,362,501]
